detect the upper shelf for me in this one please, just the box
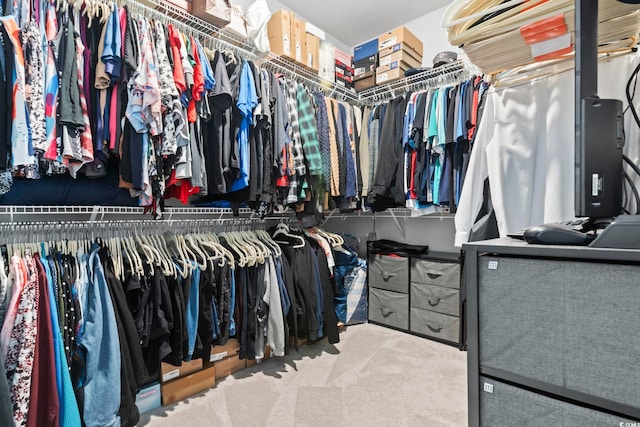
[133,0,471,105]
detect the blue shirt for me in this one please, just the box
[231,61,258,192]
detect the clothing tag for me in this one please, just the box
[162,369,180,382]
[210,351,228,362]
[488,260,498,270]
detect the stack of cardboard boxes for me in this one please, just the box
[353,26,424,91]
[353,39,378,92]
[334,48,354,89]
[267,9,321,74]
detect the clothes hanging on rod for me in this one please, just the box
[0,218,348,427]
[0,0,366,217]
[363,75,490,214]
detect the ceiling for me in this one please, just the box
[278,0,453,47]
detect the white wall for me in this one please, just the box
[404,5,460,68]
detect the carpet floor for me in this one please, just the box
[140,323,468,427]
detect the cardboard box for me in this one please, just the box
[306,33,320,72]
[378,27,423,57]
[354,55,378,77]
[209,338,241,363]
[268,10,293,59]
[291,13,307,64]
[379,50,422,70]
[136,383,161,414]
[161,365,216,406]
[379,42,423,64]
[191,0,230,28]
[334,48,352,68]
[376,60,415,74]
[376,68,406,85]
[160,359,203,383]
[354,71,375,92]
[335,60,354,78]
[305,22,326,40]
[214,354,247,379]
[354,38,378,62]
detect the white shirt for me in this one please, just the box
[455,53,640,246]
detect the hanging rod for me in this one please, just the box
[129,0,359,103]
[357,60,473,105]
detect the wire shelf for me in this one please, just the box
[357,60,471,104]
[132,0,359,102]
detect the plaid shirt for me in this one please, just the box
[313,91,332,190]
[296,85,322,177]
[285,80,306,177]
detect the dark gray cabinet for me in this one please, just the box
[464,238,640,426]
[367,245,464,348]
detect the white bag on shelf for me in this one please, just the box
[245,0,271,53]
[224,4,249,39]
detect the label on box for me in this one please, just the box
[210,351,228,362]
[377,72,389,83]
[354,66,367,77]
[380,56,392,66]
[283,35,290,55]
[308,53,313,68]
[379,36,398,50]
[295,41,302,62]
[163,369,180,382]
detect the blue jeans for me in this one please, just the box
[78,247,121,427]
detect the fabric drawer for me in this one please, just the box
[410,307,459,343]
[478,256,640,409]
[480,376,636,426]
[411,259,460,289]
[368,288,409,330]
[369,254,408,293]
[410,282,460,316]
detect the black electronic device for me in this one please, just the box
[574,0,624,219]
[523,223,595,245]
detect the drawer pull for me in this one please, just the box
[427,297,441,307]
[380,307,394,317]
[427,273,442,279]
[381,272,396,281]
[425,323,443,333]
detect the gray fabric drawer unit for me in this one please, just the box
[411,259,460,289]
[410,307,459,343]
[479,376,635,426]
[410,282,460,316]
[369,254,409,293]
[478,255,640,410]
[369,288,409,329]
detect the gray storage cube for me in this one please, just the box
[369,254,409,293]
[410,282,460,316]
[368,287,409,329]
[411,259,460,289]
[410,307,459,343]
